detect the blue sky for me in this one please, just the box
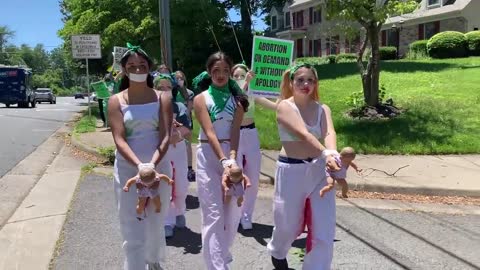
[0,1,266,51]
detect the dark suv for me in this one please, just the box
[35,88,56,104]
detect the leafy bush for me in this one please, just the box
[379,47,397,60]
[295,57,331,65]
[465,31,480,56]
[407,40,429,59]
[327,55,336,64]
[98,146,115,164]
[427,31,467,58]
[336,53,357,63]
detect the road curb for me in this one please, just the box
[70,134,105,159]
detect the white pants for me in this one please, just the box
[267,159,336,270]
[237,128,262,222]
[165,140,189,226]
[114,158,172,270]
[196,142,242,270]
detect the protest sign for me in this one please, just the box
[113,46,128,71]
[248,36,294,98]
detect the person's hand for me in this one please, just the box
[173,119,183,128]
[326,155,341,172]
[245,71,255,84]
[169,127,183,145]
[123,186,129,192]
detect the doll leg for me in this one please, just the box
[319,177,335,197]
[336,178,348,198]
[152,195,162,213]
[137,197,147,215]
[237,196,244,207]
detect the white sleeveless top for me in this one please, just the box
[278,100,323,141]
[198,90,237,140]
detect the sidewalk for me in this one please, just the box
[73,125,480,197]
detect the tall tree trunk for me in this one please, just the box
[239,0,253,64]
[362,24,381,107]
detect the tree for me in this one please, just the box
[327,0,418,107]
[0,25,15,64]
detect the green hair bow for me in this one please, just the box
[153,74,173,87]
[123,42,148,57]
[192,71,211,92]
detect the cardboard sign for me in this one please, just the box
[248,36,294,98]
[113,46,128,71]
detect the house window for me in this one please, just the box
[428,0,441,7]
[328,36,339,55]
[285,12,291,27]
[271,15,277,30]
[313,7,322,23]
[425,21,440,39]
[345,37,360,53]
[313,39,322,56]
[309,7,313,25]
[293,11,304,28]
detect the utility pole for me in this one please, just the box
[159,0,173,69]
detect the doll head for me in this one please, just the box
[228,165,243,184]
[340,147,356,163]
[139,167,156,184]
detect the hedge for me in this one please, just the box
[379,46,397,60]
[465,30,480,56]
[427,31,467,58]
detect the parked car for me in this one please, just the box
[35,88,56,104]
[90,92,97,101]
[74,93,84,99]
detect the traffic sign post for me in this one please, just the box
[71,34,102,117]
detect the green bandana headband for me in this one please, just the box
[192,71,210,92]
[123,42,148,58]
[289,63,312,79]
[153,74,173,88]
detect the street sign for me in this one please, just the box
[71,35,102,59]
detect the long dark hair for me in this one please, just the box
[205,52,249,112]
[119,50,154,91]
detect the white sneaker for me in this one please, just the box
[241,218,253,230]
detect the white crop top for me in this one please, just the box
[278,100,323,141]
[198,90,236,140]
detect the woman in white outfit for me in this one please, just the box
[108,45,173,270]
[153,75,192,238]
[193,52,249,270]
[231,64,278,230]
[267,63,339,270]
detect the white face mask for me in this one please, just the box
[128,73,148,82]
[177,79,184,87]
[235,79,246,90]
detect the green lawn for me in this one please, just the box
[192,57,480,154]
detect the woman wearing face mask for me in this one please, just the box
[108,44,173,270]
[153,75,192,238]
[193,52,249,270]
[230,64,278,230]
[267,64,339,270]
[174,70,196,182]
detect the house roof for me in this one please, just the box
[384,0,471,26]
[289,0,314,9]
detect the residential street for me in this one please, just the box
[51,174,480,270]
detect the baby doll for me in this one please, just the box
[123,166,173,215]
[319,147,362,198]
[222,165,251,207]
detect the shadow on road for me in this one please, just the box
[238,223,273,246]
[166,227,202,255]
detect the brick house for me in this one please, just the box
[267,0,480,58]
[267,0,360,58]
[382,0,480,56]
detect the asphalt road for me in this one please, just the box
[0,97,86,178]
[52,174,480,270]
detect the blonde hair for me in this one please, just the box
[280,66,319,101]
[340,147,356,159]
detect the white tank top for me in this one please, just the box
[198,90,236,140]
[278,100,323,141]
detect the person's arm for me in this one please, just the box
[108,95,142,167]
[150,91,173,166]
[276,100,325,155]
[320,104,337,150]
[229,103,245,160]
[255,97,279,111]
[193,94,226,161]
